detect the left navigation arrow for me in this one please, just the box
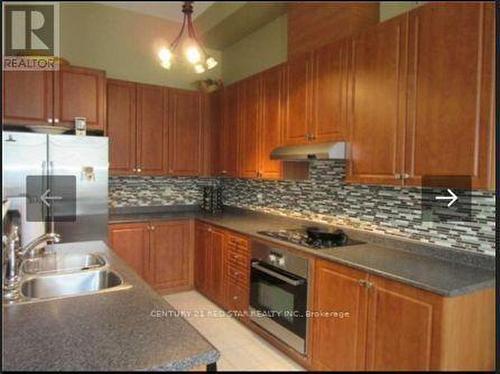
[40,189,63,207]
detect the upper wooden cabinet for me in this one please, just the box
[283,40,350,147]
[283,53,313,145]
[107,79,137,175]
[259,65,284,179]
[347,3,495,190]
[168,89,204,176]
[287,2,379,59]
[54,65,106,130]
[136,84,168,175]
[218,84,239,177]
[311,259,495,371]
[238,75,262,178]
[404,2,495,189]
[2,71,54,126]
[312,39,349,142]
[2,64,105,130]
[346,14,408,186]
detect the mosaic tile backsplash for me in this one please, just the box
[109,161,495,256]
[109,176,213,207]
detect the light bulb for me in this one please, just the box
[160,60,172,70]
[206,57,218,70]
[186,46,201,64]
[158,47,172,63]
[194,64,205,74]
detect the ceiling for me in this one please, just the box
[94,1,215,22]
[94,1,288,50]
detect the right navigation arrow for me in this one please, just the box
[435,188,458,207]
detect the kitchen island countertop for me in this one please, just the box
[3,241,219,371]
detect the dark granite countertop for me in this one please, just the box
[3,241,219,371]
[109,206,495,297]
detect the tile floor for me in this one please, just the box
[164,291,305,372]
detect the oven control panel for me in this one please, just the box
[251,240,309,279]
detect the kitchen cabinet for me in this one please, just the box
[194,223,250,317]
[218,84,239,177]
[312,39,349,142]
[108,222,149,279]
[203,91,221,176]
[311,261,369,371]
[311,259,495,371]
[109,220,192,293]
[404,2,495,189]
[2,64,105,130]
[223,232,250,318]
[283,40,349,147]
[347,3,495,190]
[283,53,312,146]
[107,80,167,175]
[259,65,284,179]
[168,88,204,176]
[107,79,136,175]
[346,14,408,186]
[54,65,106,131]
[2,71,54,126]
[238,75,261,178]
[149,220,192,291]
[194,222,225,305]
[137,84,168,175]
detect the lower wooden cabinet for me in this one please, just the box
[194,223,250,316]
[108,220,193,293]
[311,259,495,371]
[108,222,149,279]
[194,223,225,305]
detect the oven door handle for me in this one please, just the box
[251,262,304,286]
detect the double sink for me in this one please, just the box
[8,252,130,304]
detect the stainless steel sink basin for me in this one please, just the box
[21,253,107,275]
[20,269,127,301]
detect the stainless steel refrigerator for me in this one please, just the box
[2,131,109,245]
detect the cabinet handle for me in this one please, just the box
[358,279,374,288]
[48,118,53,124]
[221,170,227,175]
[54,118,59,123]
[133,168,137,172]
[402,173,410,179]
[137,168,142,173]
[150,226,155,230]
[394,174,401,180]
[233,271,240,276]
[232,295,239,301]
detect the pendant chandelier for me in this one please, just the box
[158,1,218,74]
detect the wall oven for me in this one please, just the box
[249,239,309,355]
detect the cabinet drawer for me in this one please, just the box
[226,233,249,249]
[227,251,248,267]
[226,262,249,287]
[226,282,249,314]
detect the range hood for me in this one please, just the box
[270,141,346,161]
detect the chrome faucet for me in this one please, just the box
[2,228,61,302]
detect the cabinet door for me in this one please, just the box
[194,223,211,295]
[405,3,494,189]
[168,89,203,176]
[346,15,408,185]
[2,71,54,126]
[107,79,136,175]
[238,76,261,178]
[283,53,313,145]
[220,84,239,177]
[108,223,149,280]
[365,274,442,371]
[54,65,106,130]
[203,91,221,176]
[149,220,192,291]
[136,84,168,175]
[311,260,369,371]
[259,65,283,180]
[210,228,226,305]
[312,40,349,142]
